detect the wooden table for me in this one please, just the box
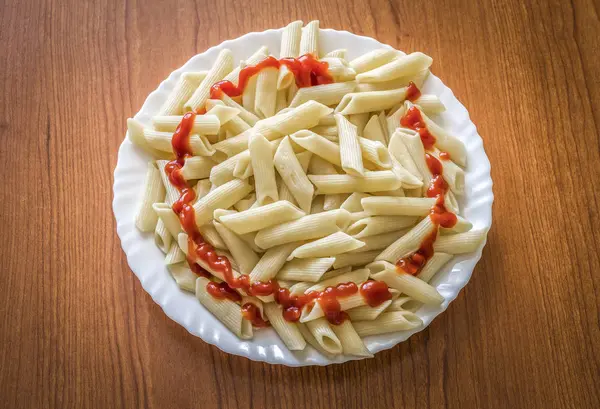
[1,0,599,407]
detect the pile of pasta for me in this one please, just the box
[127,20,486,357]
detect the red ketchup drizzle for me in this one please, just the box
[360,280,393,307]
[400,106,436,150]
[405,81,422,102]
[241,303,270,328]
[206,281,243,302]
[210,54,333,99]
[396,107,458,276]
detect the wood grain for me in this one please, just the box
[0,0,599,408]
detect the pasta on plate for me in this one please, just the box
[126,20,488,358]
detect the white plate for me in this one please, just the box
[113,27,493,366]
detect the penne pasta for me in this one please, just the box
[255,209,351,249]
[433,230,487,254]
[135,161,165,232]
[300,20,319,56]
[255,67,278,118]
[300,292,365,322]
[180,156,215,180]
[417,252,453,283]
[248,242,300,282]
[305,268,370,293]
[308,171,401,194]
[353,311,423,337]
[362,196,436,216]
[331,320,372,357]
[306,318,343,355]
[324,49,347,59]
[346,216,417,238]
[356,52,433,83]
[335,89,407,115]
[273,136,314,213]
[346,299,394,321]
[291,130,342,167]
[349,49,399,74]
[249,132,279,205]
[216,200,305,235]
[358,137,392,169]
[348,229,409,253]
[332,250,380,269]
[287,232,365,259]
[165,242,186,265]
[289,81,356,108]
[368,260,444,305]
[159,71,208,115]
[276,257,336,282]
[184,49,234,111]
[152,115,220,135]
[213,220,259,275]
[376,216,437,262]
[154,218,172,253]
[335,113,364,176]
[195,277,253,339]
[263,302,306,350]
[167,263,198,292]
[223,46,269,85]
[192,178,254,226]
[363,114,388,145]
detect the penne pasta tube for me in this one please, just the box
[255,209,351,249]
[336,113,364,176]
[218,93,260,126]
[414,94,446,115]
[198,224,227,250]
[348,113,370,135]
[310,195,325,214]
[213,221,259,275]
[417,252,453,283]
[154,218,172,253]
[358,137,392,169]
[306,318,343,355]
[353,311,423,337]
[249,242,300,282]
[159,71,208,115]
[319,266,352,281]
[249,132,279,204]
[273,136,314,213]
[242,74,259,114]
[300,292,365,322]
[356,52,433,83]
[386,295,415,312]
[331,320,372,357]
[152,115,220,135]
[363,114,387,145]
[152,203,183,239]
[165,242,186,266]
[167,263,197,292]
[368,260,444,305]
[184,49,234,111]
[288,232,365,259]
[215,200,305,235]
[388,128,423,181]
[180,156,215,180]
[300,20,319,56]
[291,130,342,167]
[362,196,436,216]
[255,67,278,118]
[145,130,215,156]
[233,193,256,212]
[346,216,417,238]
[135,162,165,232]
[433,150,465,195]
[433,230,487,254]
[348,229,409,253]
[341,192,369,212]
[195,277,253,339]
[376,216,437,262]
[297,322,336,358]
[440,216,473,234]
[323,193,349,211]
[349,49,399,74]
[332,251,379,269]
[335,89,407,115]
[280,20,303,58]
[276,257,336,282]
[263,302,306,350]
[346,298,394,321]
[222,46,269,85]
[192,178,254,226]
[354,69,429,93]
[309,125,338,141]
[308,171,402,194]
[321,57,356,81]
[289,81,356,108]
